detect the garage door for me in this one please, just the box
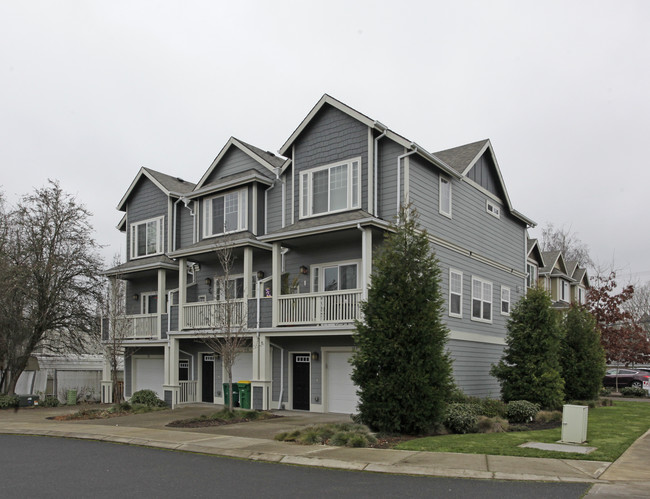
[133,357,164,398]
[326,351,359,414]
[231,352,253,383]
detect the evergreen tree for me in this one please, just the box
[351,207,453,434]
[561,304,606,401]
[491,287,565,409]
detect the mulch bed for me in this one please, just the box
[167,413,281,428]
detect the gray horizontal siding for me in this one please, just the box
[447,339,504,398]
[409,155,525,271]
[378,138,403,222]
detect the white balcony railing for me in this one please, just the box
[103,314,158,340]
[183,300,246,329]
[179,380,198,403]
[277,290,362,326]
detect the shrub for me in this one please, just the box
[620,387,647,397]
[275,423,376,447]
[505,400,540,423]
[476,416,509,433]
[41,396,60,408]
[480,398,507,418]
[130,389,167,407]
[447,386,469,403]
[444,403,479,434]
[600,387,612,397]
[0,395,20,409]
[534,410,562,424]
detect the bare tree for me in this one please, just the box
[200,242,249,412]
[540,223,594,269]
[623,281,650,325]
[102,255,133,403]
[0,181,103,395]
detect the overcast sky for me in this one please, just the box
[1,1,648,283]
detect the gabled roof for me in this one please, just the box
[434,139,535,227]
[188,169,274,199]
[566,260,590,288]
[540,250,569,276]
[117,167,195,211]
[527,237,544,267]
[278,94,460,179]
[195,137,286,190]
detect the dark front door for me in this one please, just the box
[292,353,310,410]
[202,354,214,403]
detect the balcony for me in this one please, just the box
[102,314,160,340]
[182,300,247,329]
[277,290,362,326]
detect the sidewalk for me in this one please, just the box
[1,404,649,498]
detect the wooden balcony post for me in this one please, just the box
[361,227,373,300]
[178,257,187,330]
[157,268,166,338]
[244,246,253,299]
[272,242,281,327]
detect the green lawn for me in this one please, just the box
[396,401,650,462]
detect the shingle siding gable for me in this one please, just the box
[203,147,273,186]
[126,178,169,261]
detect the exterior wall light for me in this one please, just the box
[133,294,139,301]
[311,351,319,362]
[299,265,309,275]
[257,270,265,280]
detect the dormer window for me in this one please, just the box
[130,216,163,259]
[300,158,361,218]
[203,188,248,237]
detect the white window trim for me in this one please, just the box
[471,276,493,323]
[213,273,245,301]
[560,280,570,302]
[130,216,164,260]
[439,176,452,218]
[299,157,362,219]
[486,200,501,219]
[526,263,538,288]
[501,286,511,316]
[202,188,248,238]
[449,269,463,318]
[311,259,361,293]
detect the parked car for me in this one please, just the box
[603,368,650,389]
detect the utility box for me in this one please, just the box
[561,404,588,443]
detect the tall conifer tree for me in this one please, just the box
[351,207,453,434]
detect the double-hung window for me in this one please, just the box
[203,188,247,237]
[312,262,359,292]
[449,269,463,317]
[439,176,452,218]
[560,280,570,302]
[130,216,164,259]
[300,158,361,218]
[501,286,511,315]
[471,277,493,322]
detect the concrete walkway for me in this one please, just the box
[1,404,649,498]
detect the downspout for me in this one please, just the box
[357,223,367,299]
[172,198,182,251]
[176,197,195,249]
[397,147,418,216]
[264,167,281,232]
[373,125,387,216]
[269,342,284,410]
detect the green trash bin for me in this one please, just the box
[67,389,77,406]
[223,383,239,407]
[237,381,251,409]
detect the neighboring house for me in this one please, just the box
[538,250,575,308]
[102,95,536,412]
[566,260,590,305]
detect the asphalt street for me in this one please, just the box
[0,435,591,498]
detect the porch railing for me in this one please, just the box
[179,380,197,403]
[102,314,158,340]
[182,300,247,329]
[277,290,362,326]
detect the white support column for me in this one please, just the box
[178,258,187,330]
[163,337,180,408]
[157,268,166,338]
[244,247,253,299]
[271,242,281,327]
[101,347,113,404]
[362,228,373,300]
[252,334,272,410]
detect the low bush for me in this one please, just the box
[130,389,167,407]
[447,386,470,403]
[476,416,509,433]
[534,410,562,424]
[620,387,647,398]
[480,398,507,418]
[444,403,480,434]
[275,423,376,447]
[505,400,540,424]
[600,387,611,397]
[41,396,60,408]
[0,395,20,409]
